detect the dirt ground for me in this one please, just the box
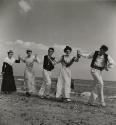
[0,78,116,125]
[0,91,116,125]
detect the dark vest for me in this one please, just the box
[91,51,108,71]
[43,55,54,71]
[62,55,75,67]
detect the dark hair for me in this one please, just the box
[64,46,72,53]
[48,47,54,52]
[26,49,32,53]
[8,50,14,55]
[100,45,108,52]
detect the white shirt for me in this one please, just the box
[81,52,115,69]
[94,54,105,67]
[4,57,15,66]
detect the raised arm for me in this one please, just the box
[15,55,20,63]
[74,50,81,62]
[49,56,57,66]
[18,55,26,63]
[34,54,40,64]
[79,51,94,59]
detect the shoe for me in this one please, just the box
[100,102,106,107]
[64,98,71,102]
[39,95,44,99]
[26,92,31,97]
[87,102,95,106]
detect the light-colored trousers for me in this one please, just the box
[56,66,71,99]
[88,68,105,103]
[24,69,36,94]
[39,69,52,96]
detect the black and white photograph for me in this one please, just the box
[0,0,116,125]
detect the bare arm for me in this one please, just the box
[50,57,57,66]
[80,51,94,59]
[34,54,40,64]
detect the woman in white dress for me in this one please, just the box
[56,46,80,102]
[19,50,40,97]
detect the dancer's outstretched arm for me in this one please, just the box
[79,51,94,59]
[34,54,40,64]
[55,56,63,64]
[15,55,21,63]
[48,56,57,66]
[18,55,26,63]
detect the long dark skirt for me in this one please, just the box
[1,74,16,93]
[1,62,17,93]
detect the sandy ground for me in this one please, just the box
[0,78,116,125]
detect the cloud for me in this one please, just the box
[16,40,24,45]
[53,43,65,50]
[15,40,83,54]
[36,43,48,51]
[1,40,83,54]
[15,40,48,50]
[18,0,31,13]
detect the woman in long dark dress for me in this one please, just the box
[1,50,20,94]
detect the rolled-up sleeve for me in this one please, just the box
[107,55,115,69]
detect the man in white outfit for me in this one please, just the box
[39,48,56,98]
[80,45,115,106]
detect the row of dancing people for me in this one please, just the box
[1,45,115,106]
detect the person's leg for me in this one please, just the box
[28,72,36,94]
[24,70,32,97]
[44,71,52,97]
[39,81,46,96]
[97,73,105,106]
[88,69,99,104]
[64,80,71,101]
[90,69,105,106]
[64,69,71,101]
[38,70,47,96]
[24,79,31,97]
[39,70,52,98]
[56,72,63,98]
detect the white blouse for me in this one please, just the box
[4,57,16,66]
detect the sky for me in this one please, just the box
[0,0,116,81]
